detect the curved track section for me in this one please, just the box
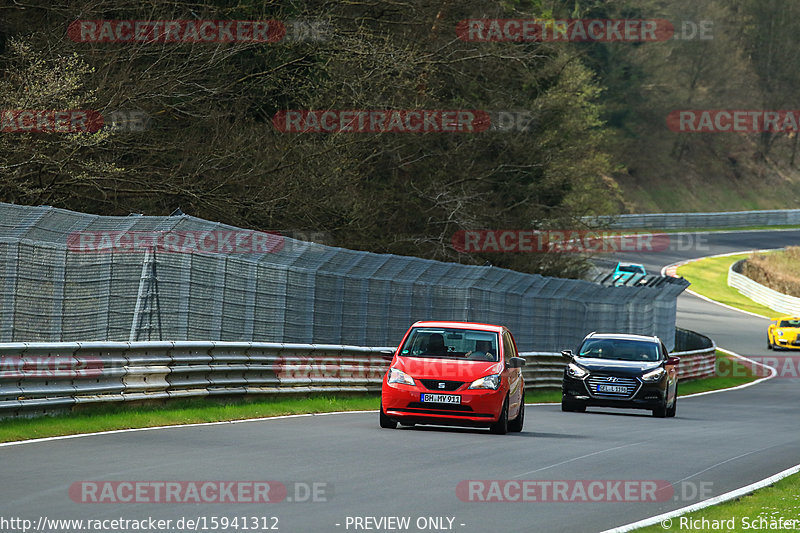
[2,230,799,533]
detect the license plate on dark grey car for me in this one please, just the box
[597,384,627,393]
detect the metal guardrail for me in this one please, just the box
[584,209,800,230]
[728,260,799,316]
[0,332,717,417]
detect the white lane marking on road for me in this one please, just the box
[686,287,770,319]
[660,250,779,319]
[597,347,782,533]
[598,462,800,533]
[512,441,648,478]
[679,346,777,399]
[675,444,782,483]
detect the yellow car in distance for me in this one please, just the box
[767,317,800,350]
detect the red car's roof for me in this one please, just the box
[410,320,505,333]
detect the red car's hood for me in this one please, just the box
[392,356,503,381]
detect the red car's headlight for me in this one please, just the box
[387,368,415,386]
[468,374,501,390]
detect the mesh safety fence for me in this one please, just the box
[0,203,688,351]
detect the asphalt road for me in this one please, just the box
[1,230,798,533]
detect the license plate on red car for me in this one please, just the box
[597,384,627,393]
[421,393,461,404]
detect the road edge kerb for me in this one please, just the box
[660,250,779,319]
[678,346,776,398]
[598,461,800,533]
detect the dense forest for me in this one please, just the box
[2,0,800,277]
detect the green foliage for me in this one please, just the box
[0,0,626,278]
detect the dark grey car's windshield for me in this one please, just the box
[399,328,499,361]
[578,339,660,362]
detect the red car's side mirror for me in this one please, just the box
[507,357,526,369]
[665,356,680,366]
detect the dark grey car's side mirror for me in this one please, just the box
[560,350,574,360]
[507,357,526,368]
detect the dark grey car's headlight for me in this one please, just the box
[641,367,666,382]
[567,363,589,380]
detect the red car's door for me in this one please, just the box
[503,330,524,417]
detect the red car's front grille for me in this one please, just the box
[418,379,465,391]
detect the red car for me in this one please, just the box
[380,321,526,434]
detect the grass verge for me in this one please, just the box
[0,350,757,444]
[676,253,780,317]
[634,471,800,532]
[0,394,379,444]
[678,351,760,395]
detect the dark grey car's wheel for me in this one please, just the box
[379,403,397,429]
[490,397,509,434]
[666,384,677,418]
[508,393,524,433]
[652,396,668,418]
[562,399,585,412]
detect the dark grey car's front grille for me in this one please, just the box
[586,375,640,399]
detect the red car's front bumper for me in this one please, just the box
[381,380,505,427]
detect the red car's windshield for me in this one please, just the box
[399,328,500,361]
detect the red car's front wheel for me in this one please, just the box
[489,397,508,434]
[379,403,397,429]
